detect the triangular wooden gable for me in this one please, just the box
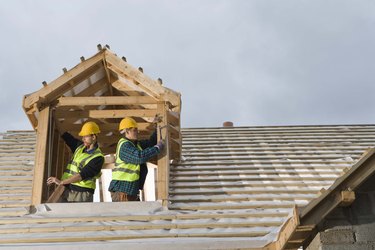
[23,46,181,205]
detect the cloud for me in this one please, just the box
[0,0,374,132]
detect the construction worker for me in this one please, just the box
[47,121,104,202]
[109,116,164,202]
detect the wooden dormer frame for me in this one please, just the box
[23,46,182,206]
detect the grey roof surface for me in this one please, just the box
[0,124,375,249]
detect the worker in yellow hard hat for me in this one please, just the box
[109,116,164,202]
[47,121,104,202]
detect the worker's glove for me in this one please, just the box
[155,140,165,152]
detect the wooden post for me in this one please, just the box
[157,102,170,206]
[31,106,50,205]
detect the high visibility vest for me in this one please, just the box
[62,144,103,190]
[112,138,142,182]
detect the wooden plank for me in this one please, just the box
[59,122,152,132]
[175,160,355,167]
[170,181,334,189]
[31,106,50,205]
[0,231,268,244]
[157,102,170,205]
[22,103,38,129]
[170,203,295,211]
[169,195,315,203]
[0,222,278,235]
[181,125,375,133]
[169,189,321,195]
[75,77,108,97]
[285,149,375,249]
[105,51,181,111]
[46,185,65,203]
[57,96,158,107]
[340,190,355,206]
[0,211,287,225]
[299,149,375,223]
[178,155,357,162]
[105,51,164,96]
[23,51,105,109]
[267,206,300,250]
[170,176,338,182]
[55,109,157,119]
[111,78,148,96]
[169,169,344,177]
[182,135,375,142]
[168,111,180,126]
[181,130,375,137]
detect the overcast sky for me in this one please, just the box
[0,0,374,132]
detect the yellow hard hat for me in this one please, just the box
[79,122,101,136]
[119,117,138,131]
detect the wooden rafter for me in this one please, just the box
[23,51,106,110]
[104,50,181,111]
[285,148,375,249]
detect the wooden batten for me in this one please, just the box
[31,106,50,205]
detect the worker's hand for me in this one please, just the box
[155,139,165,152]
[152,114,163,124]
[47,177,62,186]
[146,115,163,130]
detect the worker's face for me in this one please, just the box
[82,134,96,147]
[125,127,138,140]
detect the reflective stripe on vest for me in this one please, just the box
[62,144,103,189]
[112,138,142,182]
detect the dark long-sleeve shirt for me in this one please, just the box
[108,131,159,195]
[118,131,159,164]
[62,132,104,193]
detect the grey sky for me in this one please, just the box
[0,0,374,132]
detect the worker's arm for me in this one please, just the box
[119,141,160,165]
[61,132,82,153]
[139,130,157,149]
[46,174,81,186]
[46,156,104,185]
[79,156,104,180]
